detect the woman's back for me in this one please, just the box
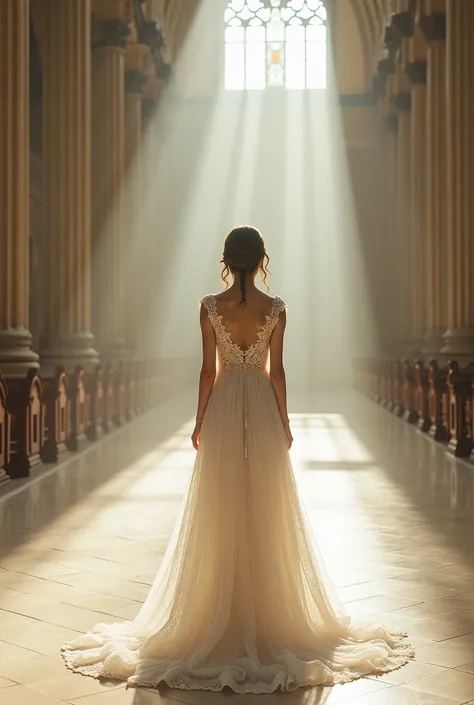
[200,293,286,372]
[213,290,276,351]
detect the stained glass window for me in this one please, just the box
[224,0,327,91]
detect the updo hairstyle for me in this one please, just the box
[221,226,270,304]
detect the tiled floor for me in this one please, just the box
[0,390,474,704]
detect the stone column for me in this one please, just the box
[384,113,401,351]
[391,69,413,352]
[125,47,149,170]
[374,56,402,352]
[0,0,39,375]
[124,44,148,354]
[91,7,129,358]
[420,9,447,354]
[441,1,474,354]
[41,0,98,371]
[405,29,427,353]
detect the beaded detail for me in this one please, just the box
[200,294,287,373]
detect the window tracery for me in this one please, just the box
[224,0,327,91]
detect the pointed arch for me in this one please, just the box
[224,0,328,91]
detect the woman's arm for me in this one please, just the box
[191,304,217,449]
[269,310,293,448]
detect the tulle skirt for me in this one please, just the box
[62,368,413,693]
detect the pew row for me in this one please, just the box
[354,357,474,459]
[0,358,197,483]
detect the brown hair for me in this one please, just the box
[221,226,270,304]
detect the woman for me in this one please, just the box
[62,226,413,693]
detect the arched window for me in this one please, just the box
[224,0,327,91]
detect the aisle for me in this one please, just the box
[0,393,473,704]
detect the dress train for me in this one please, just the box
[61,295,413,692]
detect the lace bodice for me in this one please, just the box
[200,294,287,372]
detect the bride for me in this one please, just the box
[62,226,413,693]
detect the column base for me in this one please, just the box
[40,332,99,373]
[441,328,474,356]
[423,328,446,356]
[97,338,127,363]
[0,328,39,376]
[403,337,423,358]
[411,338,424,355]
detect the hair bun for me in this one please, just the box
[221,225,269,304]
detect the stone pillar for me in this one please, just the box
[91,7,129,358]
[405,29,427,353]
[125,48,149,171]
[420,9,447,354]
[391,68,413,352]
[374,55,401,352]
[0,0,39,375]
[41,0,98,371]
[136,76,162,356]
[442,1,474,354]
[374,108,401,353]
[124,44,148,354]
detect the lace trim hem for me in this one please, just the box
[61,634,414,694]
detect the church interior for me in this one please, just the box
[1,0,474,702]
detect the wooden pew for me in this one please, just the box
[86,364,104,441]
[385,360,397,411]
[402,359,418,424]
[447,361,474,457]
[0,372,11,486]
[113,363,125,427]
[41,367,70,463]
[67,366,88,451]
[393,360,405,417]
[125,361,136,421]
[414,359,431,432]
[103,363,115,433]
[374,359,384,403]
[368,358,378,401]
[7,369,44,478]
[379,359,392,408]
[428,360,450,442]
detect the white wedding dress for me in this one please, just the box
[62,294,413,693]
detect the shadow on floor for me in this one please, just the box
[0,389,196,560]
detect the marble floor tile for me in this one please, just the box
[368,660,448,686]
[0,675,16,688]
[407,668,474,702]
[348,686,460,705]
[0,654,72,684]
[0,683,65,704]
[0,392,473,704]
[0,639,42,665]
[26,672,125,701]
[68,687,177,704]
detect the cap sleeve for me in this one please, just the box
[199,295,219,326]
[199,295,210,308]
[273,296,288,315]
